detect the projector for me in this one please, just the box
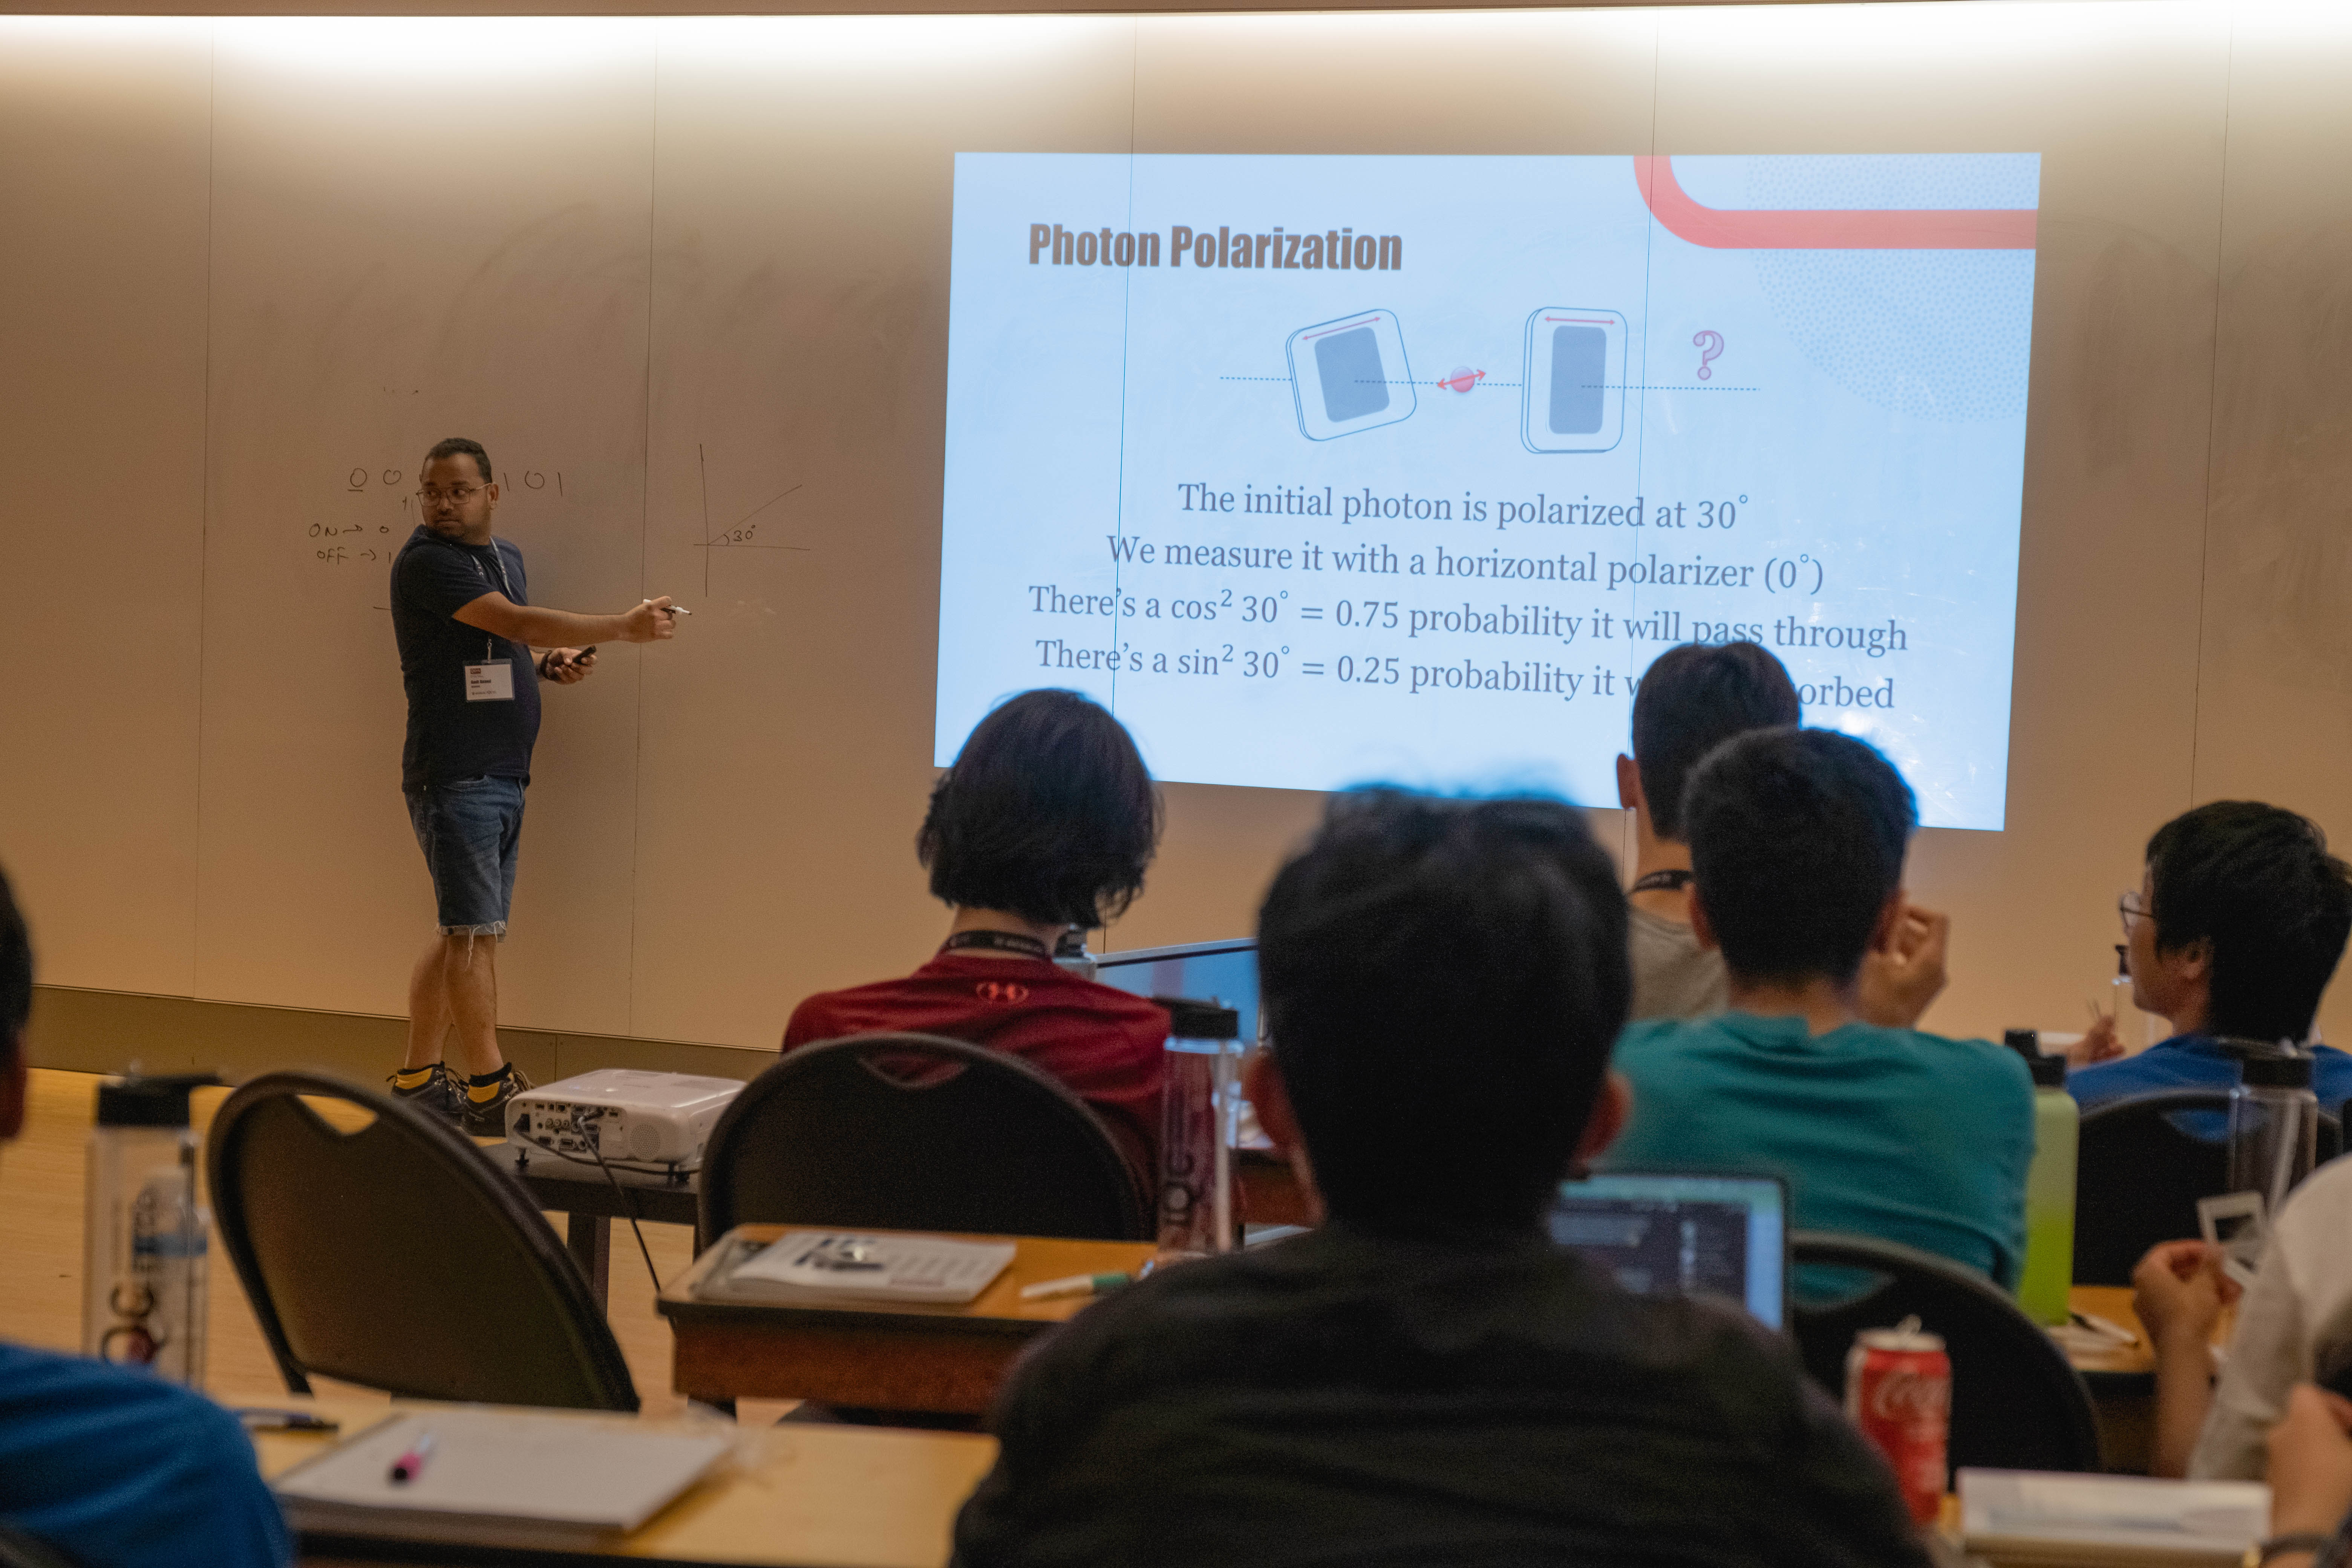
[505,1069,744,1172]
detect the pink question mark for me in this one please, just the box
[1693,330,1724,382]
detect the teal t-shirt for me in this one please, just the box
[1603,1011,2036,1290]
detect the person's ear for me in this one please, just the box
[1243,1050,1324,1225]
[1245,1050,1300,1153]
[1615,753,1642,815]
[1574,1071,1631,1167]
[2175,936,2213,984]
[1687,887,1721,952]
[1868,888,1908,952]
[0,1040,26,1142]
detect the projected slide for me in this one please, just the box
[937,153,2039,829]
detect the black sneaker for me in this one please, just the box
[460,1066,532,1139]
[387,1063,464,1121]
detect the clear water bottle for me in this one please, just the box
[1155,997,1242,1258]
[2016,1053,2078,1326]
[83,1073,217,1386]
[2228,1050,2318,1217]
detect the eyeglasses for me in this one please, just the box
[416,485,484,507]
[2118,889,2150,936]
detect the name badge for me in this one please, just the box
[465,662,516,702]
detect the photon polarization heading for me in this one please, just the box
[1029,224,1403,271]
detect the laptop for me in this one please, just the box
[1089,938,1259,1049]
[1547,1170,1792,1330]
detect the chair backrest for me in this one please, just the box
[205,1069,637,1410]
[1792,1230,2102,1475]
[700,1033,1152,1243]
[2073,1088,2340,1285]
[2073,1089,2231,1286]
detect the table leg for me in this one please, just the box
[568,1211,612,1310]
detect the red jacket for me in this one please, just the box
[782,953,1169,1188]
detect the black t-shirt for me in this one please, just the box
[954,1222,1931,1568]
[390,527,542,791]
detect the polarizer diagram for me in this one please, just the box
[1260,306,1636,453]
[1286,310,1416,441]
[1522,308,1628,455]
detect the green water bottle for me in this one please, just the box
[2016,1052,2078,1326]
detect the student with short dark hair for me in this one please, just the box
[953,791,1932,1568]
[0,867,293,1568]
[1617,642,1801,1019]
[1605,728,2037,1287]
[2069,801,2352,1110]
[784,689,1168,1184]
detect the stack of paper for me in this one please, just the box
[715,1230,1020,1305]
[1958,1469,2269,1567]
[273,1409,732,1552]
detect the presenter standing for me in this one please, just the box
[389,436,678,1132]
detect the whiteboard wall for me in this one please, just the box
[5,4,2352,1051]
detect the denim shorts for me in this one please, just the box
[406,776,525,938]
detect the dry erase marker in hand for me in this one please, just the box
[389,1431,437,1484]
[1020,1271,1133,1302]
[643,600,691,616]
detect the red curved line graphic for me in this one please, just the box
[1633,155,2037,251]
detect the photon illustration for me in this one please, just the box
[1286,310,1416,441]
[1521,306,1628,455]
[1437,367,1487,394]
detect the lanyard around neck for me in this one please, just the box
[470,540,516,663]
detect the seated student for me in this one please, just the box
[784,688,1168,1185]
[1604,728,2037,1288]
[1617,641,1802,1020]
[2067,801,2352,1111]
[0,868,292,1568]
[952,792,1932,1568]
[2133,1151,2352,1479]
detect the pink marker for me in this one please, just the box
[388,1431,436,1485]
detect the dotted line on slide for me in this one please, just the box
[1583,384,1761,392]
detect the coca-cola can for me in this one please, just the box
[1844,1322,1951,1526]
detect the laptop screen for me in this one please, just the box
[1547,1170,1790,1329]
[1089,939,1259,1048]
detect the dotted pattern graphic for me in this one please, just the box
[1744,157,2037,425]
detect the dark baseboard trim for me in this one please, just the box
[24,984,774,1087]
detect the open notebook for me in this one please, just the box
[696,1230,1019,1306]
[1958,1469,2268,1566]
[272,1409,733,1551]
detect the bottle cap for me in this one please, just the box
[1153,996,1240,1041]
[2003,1028,2040,1059]
[2242,1053,2314,1090]
[95,1072,222,1128]
[2028,1054,2067,1088]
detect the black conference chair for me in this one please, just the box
[1792,1230,2102,1475]
[207,1069,638,1411]
[699,1033,1152,1244]
[0,1524,80,1568]
[2073,1090,2343,1286]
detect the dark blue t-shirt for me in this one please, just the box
[0,1341,292,1568]
[390,527,542,792]
[2069,1032,2352,1117]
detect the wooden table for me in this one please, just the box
[2058,1283,2236,1474]
[659,1228,1156,1414]
[2062,1286,2162,1383]
[242,1394,995,1566]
